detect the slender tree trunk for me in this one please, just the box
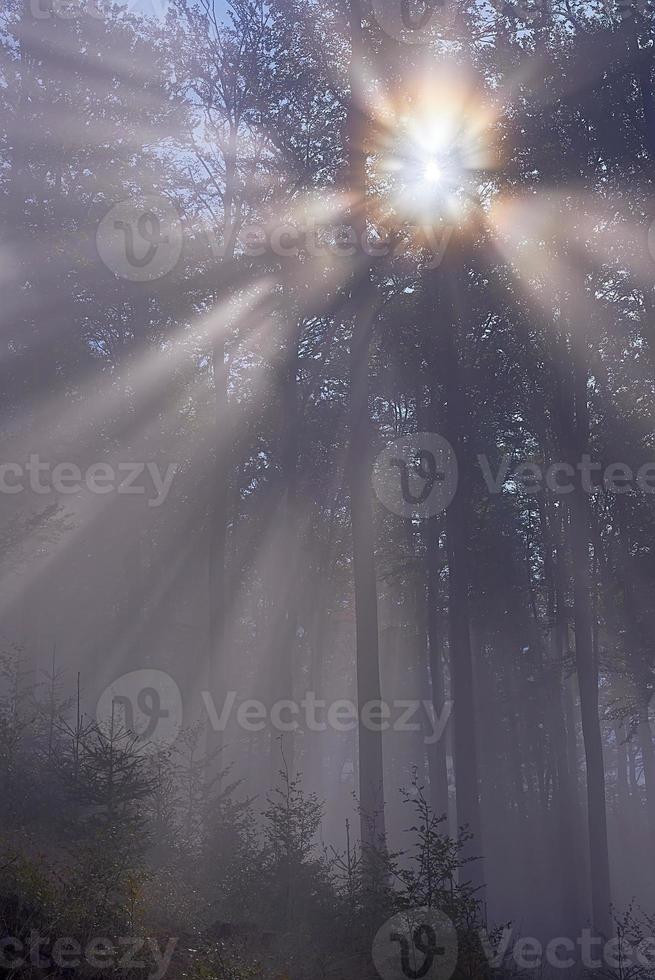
[207,329,230,767]
[349,300,386,845]
[556,328,611,935]
[425,513,450,819]
[347,0,385,848]
[417,386,449,818]
[270,315,302,778]
[538,488,583,931]
[637,706,655,852]
[615,507,655,862]
[615,727,628,801]
[614,723,630,831]
[437,270,483,889]
[306,502,340,800]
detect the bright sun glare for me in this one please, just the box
[368,67,499,226]
[422,158,443,186]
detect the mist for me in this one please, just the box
[1,0,655,977]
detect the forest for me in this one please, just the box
[2,0,655,976]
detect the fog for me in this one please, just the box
[2,0,655,977]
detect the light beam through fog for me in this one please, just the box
[2,0,655,974]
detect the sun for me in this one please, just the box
[366,66,500,226]
[372,117,469,221]
[422,158,443,186]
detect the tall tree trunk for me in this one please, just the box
[621,569,655,860]
[436,265,484,890]
[538,487,583,932]
[637,705,655,853]
[349,297,386,846]
[347,0,385,848]
[425,512,450,819]
[270,315,302,778]
[207,329,230,767]
[417,386,449,818]
[556,328,612,935]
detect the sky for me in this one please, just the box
[127,0,227,19]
